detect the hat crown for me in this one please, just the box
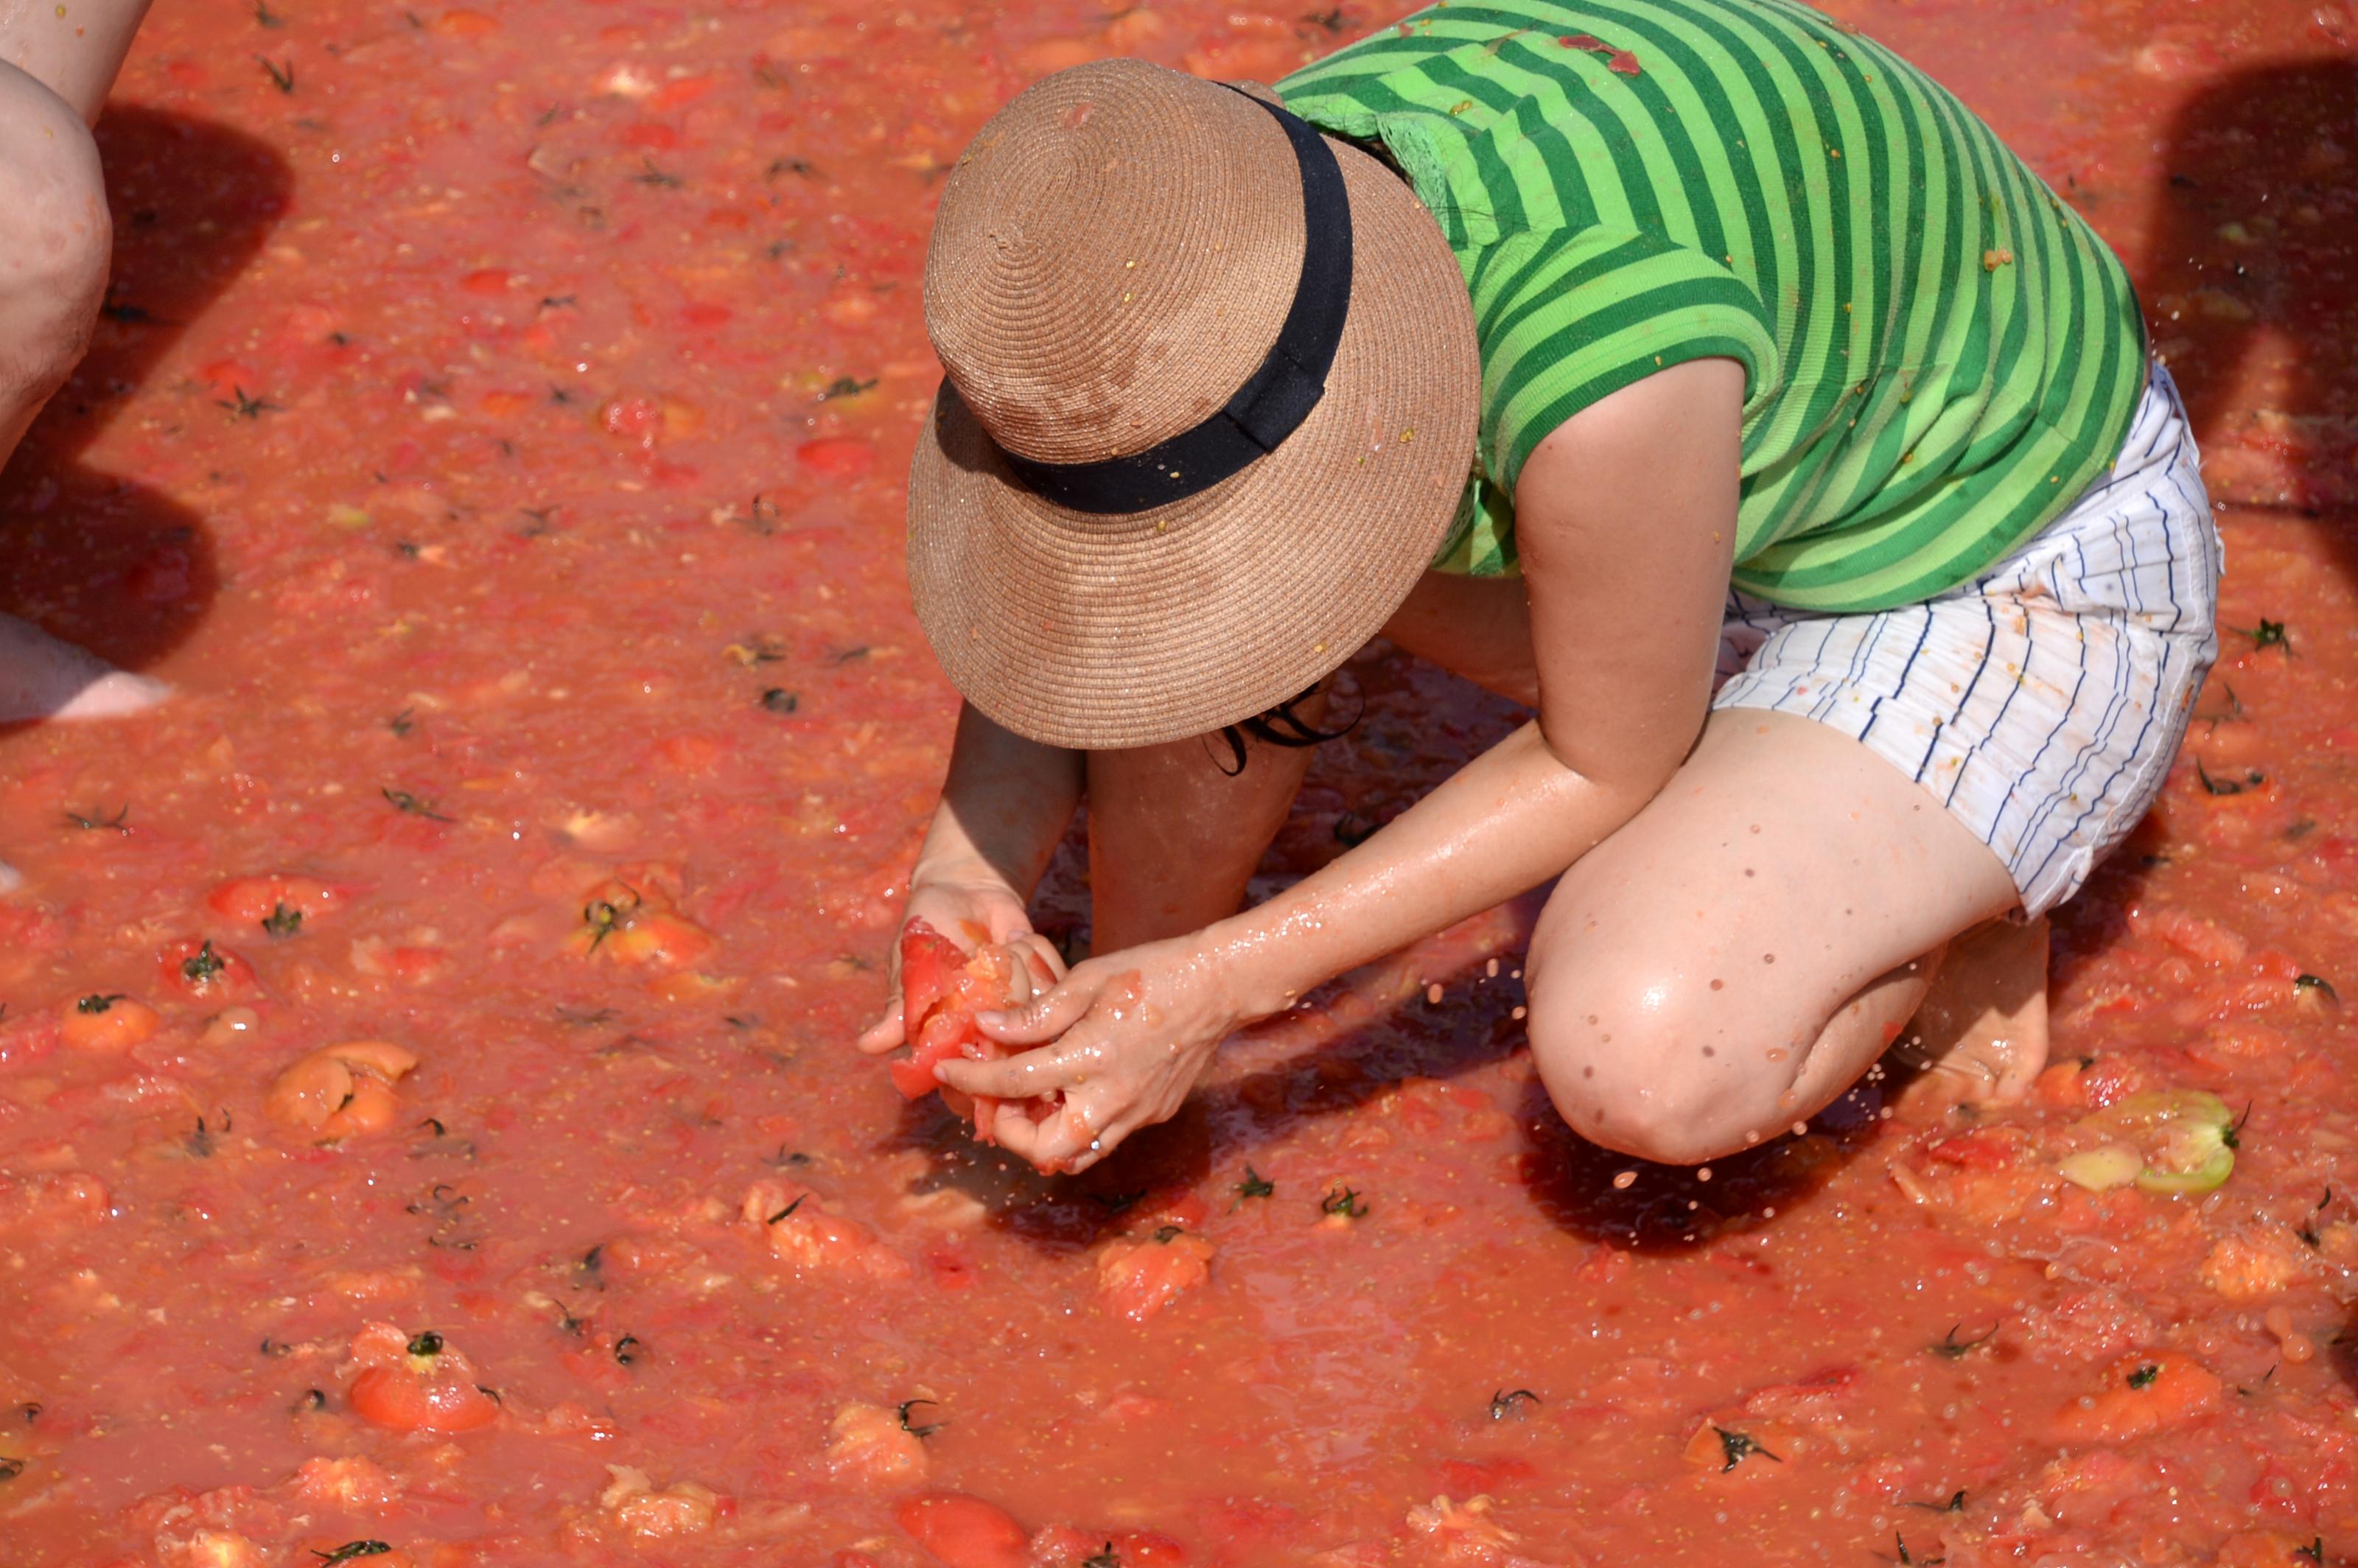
[923,60,1304,466]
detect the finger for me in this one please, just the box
[1007,1093,1100,1174]
[977,973,1099,1045]
[987,906,1038,945]
[935,1033,1096,1101]
[1010,932,1066,992]
[854,998,905,1055]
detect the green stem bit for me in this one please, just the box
[182,941,226,987]
[1893,1532,1945,1567]
[2238,618,2292,654]
[255,0,282,24]
[1488,1387,1541,1421]
[256,55,295,91]
[2195,760,2266,797]
[2127,1362,2161,1390]
[218,385,280,418]
[1304,7,1351,32]
[1320,1186,1368,1219]
[1714,1427,1780,1471]
[76,993,127,1014]
[2298,1540,2323,1565]
[613,1334,640,1366]
[388,708,416,737]
[766,1196,805,1224]
[1234,1166,1276,1204]
[633,159,683,188]
[1931,1323,1996,1359]
[1089,1190,1146,1214]
[381,788,452,821]
[262,901,304,937]
[898,1399,942,1438]
[815,375,878,402]
[582,897,630,952]
[2222,1100,2255,1151]
[313,1544,391,1564]
[1906,1490,1967,1513]
[406,1330,444,1358]
[1082,1545,1122,1568]
[187,1117,217,1158]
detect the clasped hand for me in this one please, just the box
[940,936,1248,1175]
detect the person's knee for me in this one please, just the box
[1526,956,1791,1166]
[0,69,111,400]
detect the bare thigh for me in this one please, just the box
[1085,693,1328,955]
[2,0,155,122]
[1524,708,2021,1165]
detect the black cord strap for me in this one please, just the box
[985,90,1354,514]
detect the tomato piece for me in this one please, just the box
[2074,1090,2238,1194]
[265,1041,419,1141]
[899,919,965,1040]
[347,1364,500,1433]
[1095,1230,1215,1321]
[206,874,354,929]
[58,994,161,1052]
[891,920,1022,1107]
[346,1326,500,1433]
[2054,1351,2223,1443]
[155,937,259,1001]
[895,1494,1030,1568]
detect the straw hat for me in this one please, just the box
[907,58,1478,751]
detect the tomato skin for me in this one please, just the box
[2054,1351,2223,1443]
[59,995,161,1052]
[893,921,1025,1108]
[894,1494,1030,1568]
[796,436,875,478]
[346,1364,500,1434]
[206,874,354,927]
[155,938,260,1001]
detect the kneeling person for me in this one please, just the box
[863,0,2218,1173]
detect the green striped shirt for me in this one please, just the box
[1278,0,2146,611]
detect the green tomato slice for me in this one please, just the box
[2080,1091,2236,1194]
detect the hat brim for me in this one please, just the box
[906,135,1479,752]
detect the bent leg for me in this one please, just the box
[1085,694,1329,954]
[2,0,157,124]
[0,60,167,724]
[1524,709,2021,1166]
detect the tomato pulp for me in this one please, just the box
[0,0,2353,1563]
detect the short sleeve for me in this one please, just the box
[1469,225,1782,498]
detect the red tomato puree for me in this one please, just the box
[0,0,2352,1564]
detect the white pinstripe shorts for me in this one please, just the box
[1715,364,2221,917]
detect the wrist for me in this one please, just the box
[1197,902,1329,1023]
[909,851,1018,897]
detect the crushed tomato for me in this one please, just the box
[0,0,2352,1562]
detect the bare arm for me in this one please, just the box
[942,357,1746,1169]
[856,703,1082,1051]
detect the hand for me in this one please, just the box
[856,869,1060,1055]
[937,936,1257,1175]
